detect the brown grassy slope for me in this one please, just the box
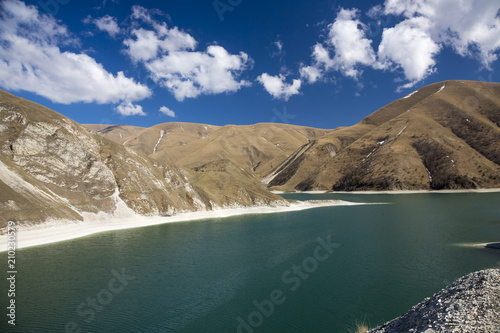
[263,82,448,191]
[86,122,333,178]
[187,159,283,207]
[84,122,327,206]
[267,80,500,191]
[172,123,332,178]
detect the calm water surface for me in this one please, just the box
[2,192,500,332]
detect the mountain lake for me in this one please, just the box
[2,192,500,332]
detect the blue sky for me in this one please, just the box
[0,0,499,129]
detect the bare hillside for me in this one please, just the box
[85,80,500,193]
[267,80,500,191]
[86,122,333,178]
[0,90,286,229]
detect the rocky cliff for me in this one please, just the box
[0,89,286,229]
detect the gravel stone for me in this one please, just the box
[369,269,500,333]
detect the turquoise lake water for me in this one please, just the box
[1,192,500,332]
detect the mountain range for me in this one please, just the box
[1,80,499,227]
[88,80,500,192]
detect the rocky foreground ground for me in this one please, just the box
[369,268,500,333]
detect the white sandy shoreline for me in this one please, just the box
[1,199,370,251]
[273,188,500,195]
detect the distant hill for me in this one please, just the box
[88,80,500,193]
[84,122,333,178]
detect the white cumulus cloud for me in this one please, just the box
[124,6,251,101]
[146,45,251,101]
[159,106,176,118]
[299,8,377,84]
[377,17,441,85]
[85,15,120,38]
[299,65,322,84]
[124,26,197,63]
[300,1,500,89]
[0,0,151,106]
[115,101,146,116]
[383,0,500,68]
[312,43,335,70]
[326,8,377,78]
[257,73,301,101]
